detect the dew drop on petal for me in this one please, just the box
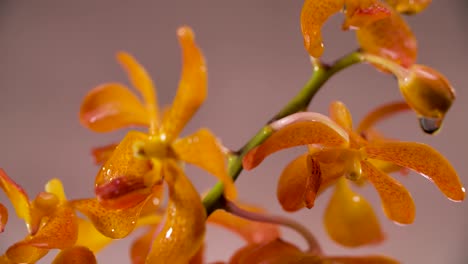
[418,116,442,134]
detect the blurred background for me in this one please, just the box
[0,1,467,263]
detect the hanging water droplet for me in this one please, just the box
[418,116,443,134]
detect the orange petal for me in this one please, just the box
[208,204,280,244]
[173,128,236,200]
[0,169,32,231]
[44,178,67,202]
[384,0,431,14]
[131,226,158,264]
[364,141,465,201]
[75,218,113,253]
[342,0,391,30]
[361,161,415,224]
[52,246,97,264]
[91,143,118,165]
[189,244,205,264]
[146,160,206,263]
[277,154,321,211]
[0,203,7,233]
[5,243,49,264]
[94,131,153,209]
[71,197,149,239]
[357,101,410,134]
[79,83,149,132]
[323,255,400,263]
[21,205,78,249]
[161,26,207,141]
[117,52,160,128]
[356,7,417,68]
[324,178,384,247]
[300,0,344,57]
[329,101,353,130]
[229,239,305,264]
[243,116,349,170]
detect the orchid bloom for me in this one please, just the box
[79,26,236,262]
[0,170,79,263]
[243,101,465,247]
[301,0,417,68]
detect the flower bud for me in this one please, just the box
[398,65,455,133]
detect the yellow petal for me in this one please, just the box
[208,203,280,243]
[71,197,150,239]
[91,143,118,165]
[75,218,113,253]
[243,120,349,170]
[364,141,465,201]
[357,7,417,68]
[94,131,153,209]
[44,178,67,202]
[52,246,97,264]
[342,0,391,30]
[300,0,344,57]
[161,26,207,141]
[357,101,409,134]
[173,128,236,200]
[0,169,32,231]
[117,52,160,133]
[361,161,415,224]
[79,83,149,132]
[277,154,321,211]
[5,243,49,264]
[324,178,384,247]
[0,203,7,233]
[323,255,400,263]
[146,160,206,263]
[384,0,431,14]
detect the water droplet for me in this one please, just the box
[418,117,442,134]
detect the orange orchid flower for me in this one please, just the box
[227,238,399,264]
[243,101,465,247]
[0,170,79,263]
[301,0,417,68]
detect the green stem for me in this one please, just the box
[202,52,363,215]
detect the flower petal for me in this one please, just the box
[173,128,236,200]
[130,226,158,264]
[75,218,113,253]
[324,178,384,247]
[357,101,409,134]
[94,131,153,209]
[277,154,321,211]
[384,0,431,14]
[323,255,399,263]
[301,0,343,57]
[229,239,306,264]
[44,178,67,202]
[342,0,391,30]
[79,83,149,132]
[364,141,465,201]
[5,243,49,264]
[71,197,150,239]
[329,101,353,130]
[161,26,207,141]
[0,203,7,233]
[243,117,349,170]
[0,169,32,231]
[356,7,417,68]
[52,246,97,264]
[146,160,206,263]
[91,143,118,165]
[361,161,415,224]
[208,203,280,244]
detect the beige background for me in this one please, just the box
[0,1,467,263]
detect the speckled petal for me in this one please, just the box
[357,7,417,68]
[243,120,348,170]
[208,203,280,243]
[79,83,149,132]
[301,0,344,57]
[343,0,391,30]
[277,154,321,211]
[0,203,7,233]
[161,27,207,141]
[173,128,236,200]
[146,160,206,263]
[362,161,415,224]
[91,143,118,165]
[52,246,97,264]
[364,141,465,201]
[5,243,49,264]
[0,169,32,231]
[324,178,384,247]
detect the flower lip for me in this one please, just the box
[95,176,146,201]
